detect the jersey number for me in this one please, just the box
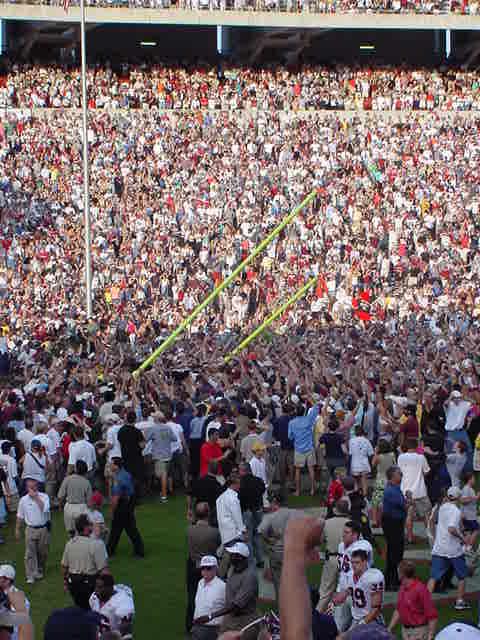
[349,587,367,609]
[339,555,350,573]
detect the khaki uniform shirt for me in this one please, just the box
[58,474,92,505]
[187,521,221,566]
[323,515,350,554]
[61,535,108,575]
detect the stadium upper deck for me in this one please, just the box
[0,0,480,29]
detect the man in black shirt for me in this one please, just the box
[239,462,265,568]
[186,461,224,526]
[117,411,145,499]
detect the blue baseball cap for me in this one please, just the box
[44,607,102,640]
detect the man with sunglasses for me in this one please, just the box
[192,556,226,640]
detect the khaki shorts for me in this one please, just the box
[294,450,316,468]
[409,496,431,519]
[402,625,429,640]
[154,460,170,478]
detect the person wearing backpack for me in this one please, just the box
[19,440,47,495]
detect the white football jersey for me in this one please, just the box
[337,539,373,591]
[346,568,384,621]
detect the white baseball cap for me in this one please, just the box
[447,486,462,499]
[227,542,250,558]
[0,564,15,580]
[199,556,218,568]
[435,624,480,640]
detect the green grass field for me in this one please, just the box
[3,494,477,639]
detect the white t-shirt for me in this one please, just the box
[165,421,183,454]
[461,485,478,521]
[46,428,61,457]
[0,453,18,494]
[193,576,226,626]
[337,539,373,591]
[398,452,430,499]
[349,436,374,474]
[445,400,472,432]
[106,425,122,462]
[89,585,135,632]
[17,429,34,453]
[345,567,385,621]
[432,502,463,558]
[250,456,268,487]
[68,440,97,471]
[21,451,46,483]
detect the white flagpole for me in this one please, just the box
[80,0,93,318]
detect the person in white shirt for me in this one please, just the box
[97,415,122,499]
[192,556,226,640]
[460,472,480,551]
[444,390,473,465]
[427,486,470,611]
[333,520,374,632]
[17,421,34,456]
[216,473,246,578]
[398,439,431,544]
[0,441,19,513]
[0,564,31,640]
[334,548,384,628]
[44,419,64,508]
[21,439,47,492]
[68,427,97,482]
[89,572,135,636]
[164,407,188,493]
[16,479,51,584]
[348,426,374,496]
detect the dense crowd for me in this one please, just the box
[1,63,480,111]
[0,93,479,346]
[0,58,478,639]
[3,0,479,15]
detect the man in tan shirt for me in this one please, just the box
[61,513,108,610]
[57,460,92,535]
[186,502,221,634]
[317,499,350,613]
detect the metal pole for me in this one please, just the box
[132,189,318,378]
[224,276,317,363]
[80,0,93,318]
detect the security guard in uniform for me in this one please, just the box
[61,514,108,609]
[107,458,145,558]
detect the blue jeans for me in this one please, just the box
[243,509,263,565]
[446,429,473,471]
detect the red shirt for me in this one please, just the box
[400,416,419,440]
[199,442,223,477]
[327,479,344,507]
[397,579,438,626]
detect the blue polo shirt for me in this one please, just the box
[288,405,320,454]
[382,483,407,520]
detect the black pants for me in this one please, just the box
[382,515,405,588]
[68,574,96,610]
[107,498,145,557]
[186,556,202,632]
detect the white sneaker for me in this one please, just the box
[26,578,34,585]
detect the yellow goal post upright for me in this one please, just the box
[132,189,319,378]
[223,276,318,364]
